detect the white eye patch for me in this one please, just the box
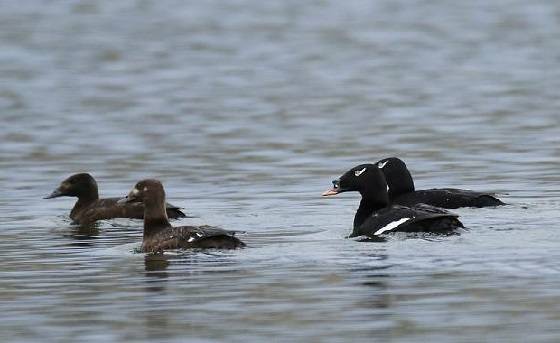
[377,161,388,169]
[354,167,367,176]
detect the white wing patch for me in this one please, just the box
[354,167,367,176]
[187,237,195,243]
[377,161,388,169]
[374,217,410,235]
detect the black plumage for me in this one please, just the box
[323,164,464,238]
[376,157,505,208]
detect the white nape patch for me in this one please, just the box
[187,237,195,243]
[377,161,388,169]
[143,186,148,192]
[374,217,410,235]
[131,188,140,195]
[354,167,367,176]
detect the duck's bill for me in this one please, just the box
[44,189,63,199]
[118,189,142,205]
[322,188,340,197]
[116,196,130,205]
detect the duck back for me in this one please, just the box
[393,188,505,209]
[142,225,245,253]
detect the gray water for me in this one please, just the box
[1,0,560,342]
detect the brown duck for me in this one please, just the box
[45,173,186,225]
[118,179,245,253]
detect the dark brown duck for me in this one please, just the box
[118,179,245,253]
[45,173,186,225]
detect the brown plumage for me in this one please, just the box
[45,173,186,225]
[119,179,245,253]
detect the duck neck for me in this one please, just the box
[143,197,171,238]
[354,197,386,229]
[387,169,414,201]
[70,193,98,219]
[79,182,100,201]
[73,185,99,206]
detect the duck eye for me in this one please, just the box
[332,180,340,189]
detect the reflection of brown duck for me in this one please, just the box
[45,173,186,225]
[145,254,170,272]
[119,179,245,253]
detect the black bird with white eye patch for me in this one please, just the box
[44,173,186,225]
[119,179,245,253]
[376,157,505,209]
[322,164,464,238]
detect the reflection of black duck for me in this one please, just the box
[119,179,245,253]
[376,157,505,209]
[45,173,186,225]
[323,164,464,238]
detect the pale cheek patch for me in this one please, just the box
[374,217,410,235]
[131,188,140,196]
[354,167,367,176]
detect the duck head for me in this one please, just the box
[44,173,99,200]
[376,157,415,199]
[118,179,165,206]
[322,163,390,204]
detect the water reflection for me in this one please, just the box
[142,310,174,342]
[144,254,170,273]
[144,254,169,293]
[61,224,100,248]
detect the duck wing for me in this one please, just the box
[394,188,504,208]
[163,202,187,218]
[72,198,143,225]
[73,197,187,224]
[144,225,245,252]
[351,204,462,238]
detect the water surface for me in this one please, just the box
[1,1,560,342]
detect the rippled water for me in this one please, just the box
[1,1,560,342]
